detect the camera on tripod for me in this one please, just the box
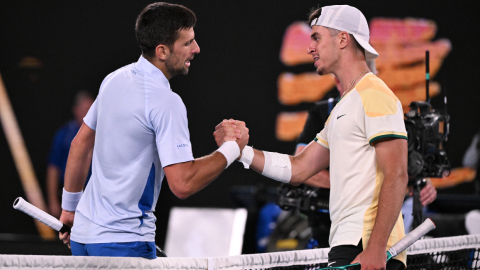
[404,98,451,230]
[404,101,450,179]
[405,50,451,181]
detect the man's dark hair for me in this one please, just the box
[307,7,364,55]
[135,2,197,59]
[307,7,322,27]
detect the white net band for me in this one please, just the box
[407,234,480,255]
[0,234,479,270]
[0,248,329,270]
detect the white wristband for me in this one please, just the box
[239,146,254,169]
[217,141,240,168]
[262,151,292,183]
[62,188,83,212]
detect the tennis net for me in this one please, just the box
[1,234,478,269]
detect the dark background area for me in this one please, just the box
[1,0,479,254]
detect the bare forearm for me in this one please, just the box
[294,144,330,187]
[186,152,228,195]
[165,152,228,199]
[249,148,265,174]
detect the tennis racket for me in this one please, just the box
[13,197,70,233]
[318,218,436,270]
[13,197,169,257]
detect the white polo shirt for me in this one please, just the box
[71,56,194,244]
[316,73,407,264]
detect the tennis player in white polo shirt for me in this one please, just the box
[215,5,407,270]
[58,2,248,259]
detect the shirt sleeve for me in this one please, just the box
[150,93,194,167]
[359,88,407,145]
[83,98,98,131]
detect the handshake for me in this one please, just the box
[214,119,250,159]
[213,118,294,185]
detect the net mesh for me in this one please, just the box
[406,234,480,270]
[0,234,478,270]
[408,249,479,270]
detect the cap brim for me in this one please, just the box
[352,34,379,61]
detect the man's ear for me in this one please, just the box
[338,31,349,50]
[155,44,170,61]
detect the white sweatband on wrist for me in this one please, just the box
[261,151,292,183]
[217,141,241,168]
[62,188,83,212]
[239,146,254,169]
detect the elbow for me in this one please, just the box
[289,175,304,186]
[383,168,408,190]
[289,165,310,186]
[70,135,93,154]
[390,169,408,189]
[170,185,193,200]
[174,191,191,200]
[165,163,198,200]
[70,136,82,150]
[168,178,194,200]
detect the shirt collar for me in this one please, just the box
[135,55,170,88]
[337,72,372,102]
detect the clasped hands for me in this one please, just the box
[214,119,249,158]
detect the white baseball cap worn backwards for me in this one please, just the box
[310,5,379,61]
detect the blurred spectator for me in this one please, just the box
[462,130,480,193]
[462,132,480,169]
[460,130,480,235]
[46,91,94,218]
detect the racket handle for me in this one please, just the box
[13,197,71,233]
[388,218,435,257]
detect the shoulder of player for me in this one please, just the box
[148,89,186,118]
[97,63,137,92]
[105,63,136,79]
[354,74,400,117]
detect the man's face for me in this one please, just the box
[307,26,338,75]
[165,27,200,77]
